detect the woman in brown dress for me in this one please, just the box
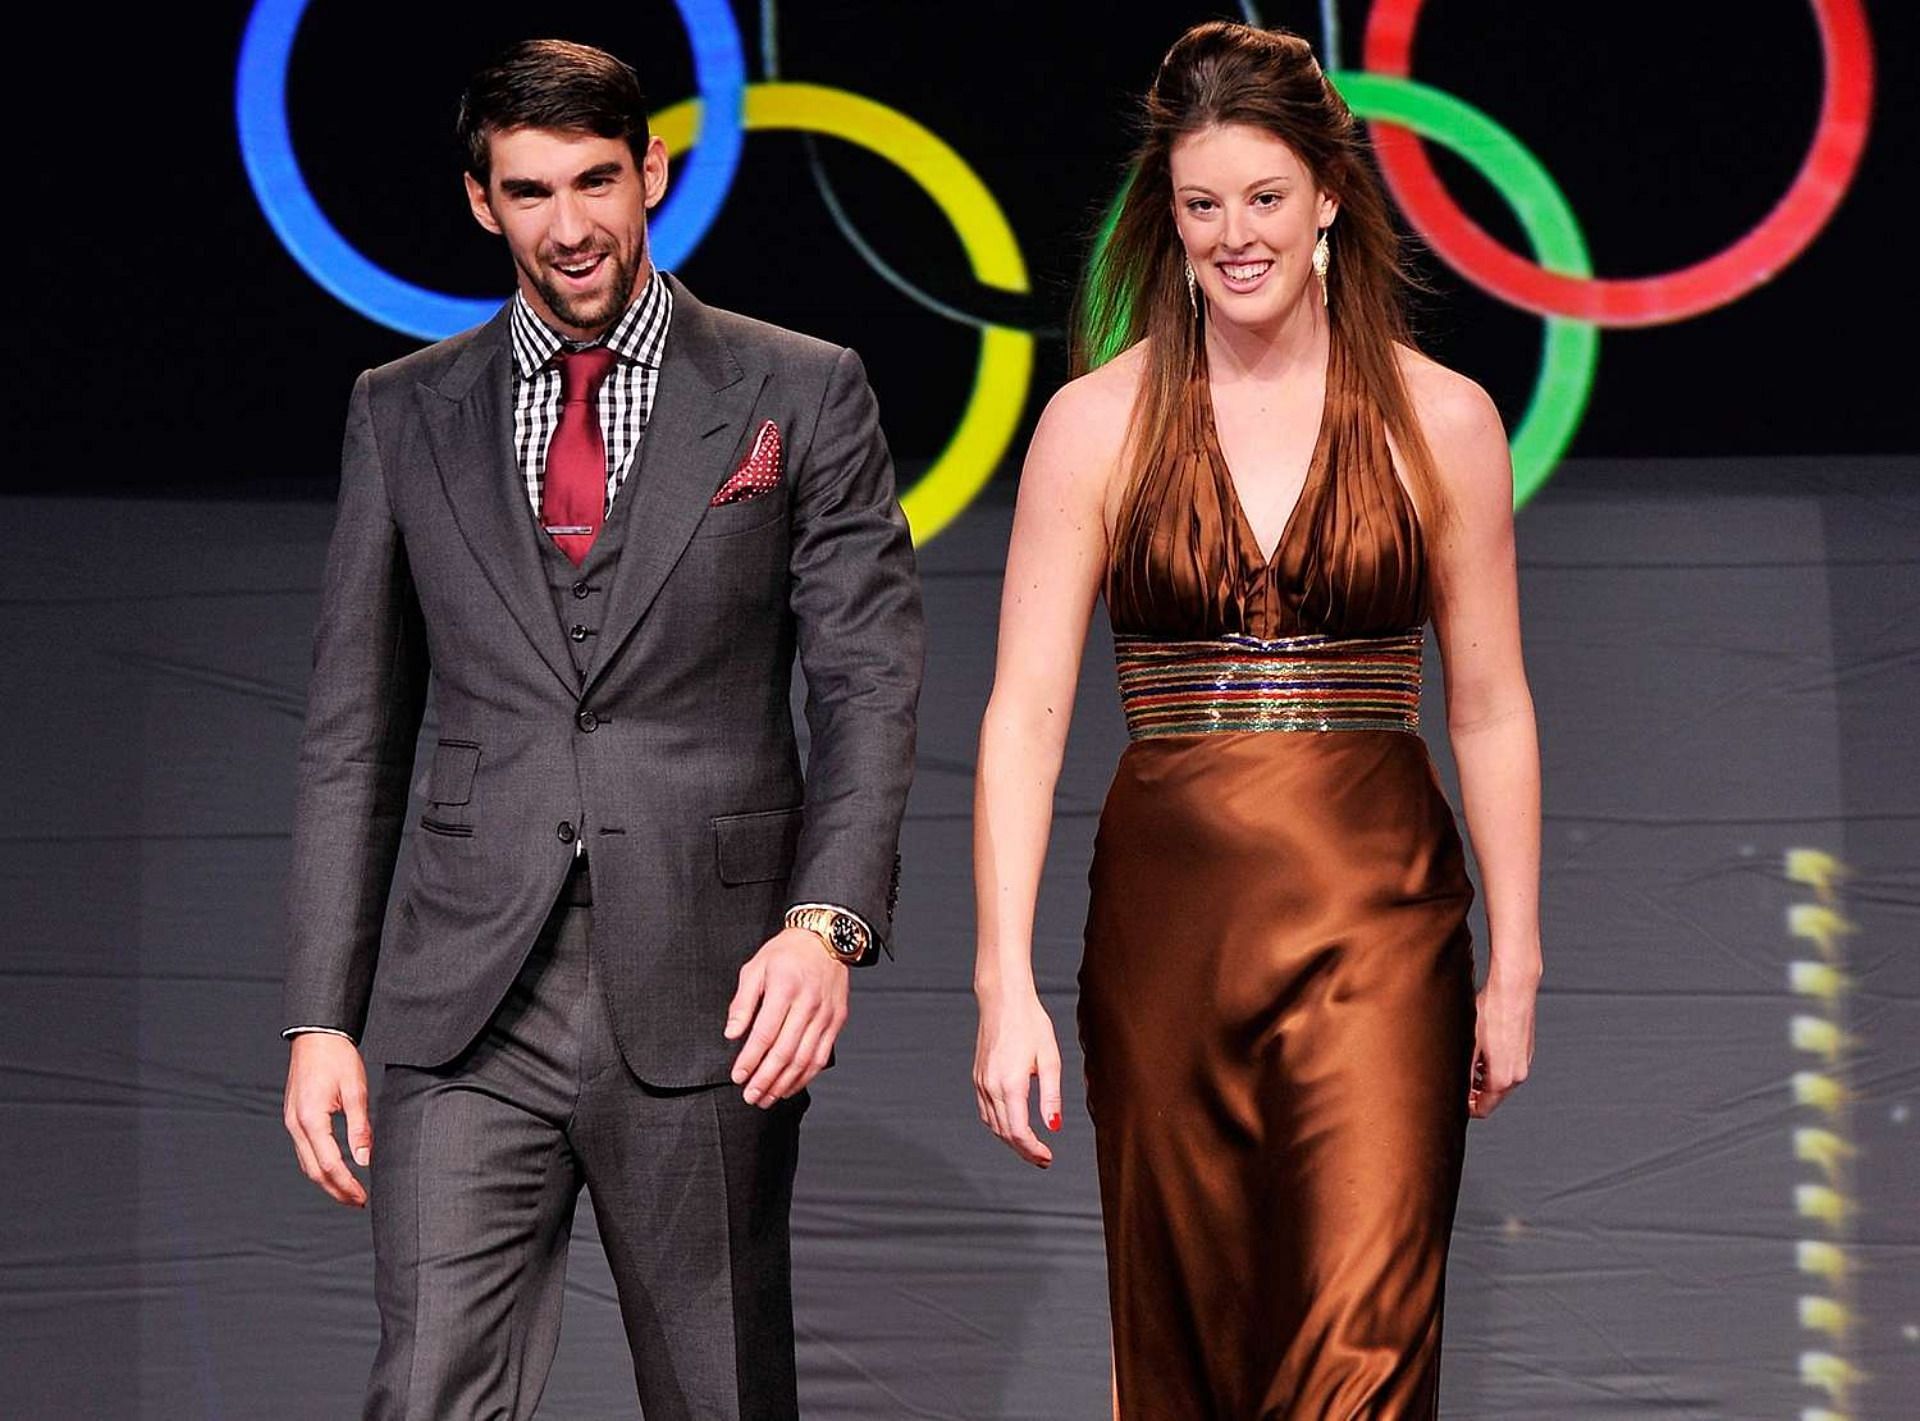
[971,21,1542,1419]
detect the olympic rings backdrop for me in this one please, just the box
[234,1,1877,531]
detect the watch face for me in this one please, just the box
[830,917,866,957]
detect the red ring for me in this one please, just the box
[1361,0,1875,327]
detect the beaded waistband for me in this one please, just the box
[1113,629,1425,738]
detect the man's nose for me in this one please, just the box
[548,190,594,249]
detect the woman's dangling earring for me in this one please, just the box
[1311,228,1331,309]
[1184,257,1199,318]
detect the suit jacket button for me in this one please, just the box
[569,623,590,642]
[571,580,590,599]
[556,821,576,844]
[576,709,599,733]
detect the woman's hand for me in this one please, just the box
[973,983,1064,1168]
[1469,960,1538,1118]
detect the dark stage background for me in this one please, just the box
[11,0,1920,495]
[4,2,1918,1417]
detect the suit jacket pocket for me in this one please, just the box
[712,806,804,885]
[428,738,480,805]
[693,484,789,540]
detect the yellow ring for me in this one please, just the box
[653,82,1034,544]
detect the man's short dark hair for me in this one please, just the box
[457,39,651,185]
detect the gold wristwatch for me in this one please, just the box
[784,904,872,965]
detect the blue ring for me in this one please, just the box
[236,0,745,340]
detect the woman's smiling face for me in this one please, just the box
[1170,122,1339,331]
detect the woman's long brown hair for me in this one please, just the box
[1072,20,1452,538]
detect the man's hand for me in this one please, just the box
[724,927,851,1107]
[284,1033,372,1207]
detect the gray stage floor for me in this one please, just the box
[3,457,1917,1417]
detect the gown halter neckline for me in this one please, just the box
[1106,325,1432,644]
[1192,334,1336,577]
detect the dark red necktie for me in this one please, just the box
[541,346,619,565]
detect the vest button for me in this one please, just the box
[556,821,576,844]
[571,580,590,599]
[576,709,599,733]
[569,624,589,642]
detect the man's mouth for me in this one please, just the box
[552,252,608,284]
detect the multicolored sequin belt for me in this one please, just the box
[1113,629,1425,738]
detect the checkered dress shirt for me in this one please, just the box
[508,268,673,519]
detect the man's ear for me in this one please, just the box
[464,172,503,236]
[640,134,671,212]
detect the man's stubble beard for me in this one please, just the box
[527,241,640,332]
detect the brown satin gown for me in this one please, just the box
[1079,332,1477,1419]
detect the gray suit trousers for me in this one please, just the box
[363,854,807,1419]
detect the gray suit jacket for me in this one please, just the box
[281,275,925,1086]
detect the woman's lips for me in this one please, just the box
[1216,259,1274,294]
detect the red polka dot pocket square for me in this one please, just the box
[710,420,784,506]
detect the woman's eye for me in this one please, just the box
[1255,192,1282,207]
[1187,199,1215,214]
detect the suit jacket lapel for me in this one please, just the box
[585,275,763,695]
[416,306,580,693]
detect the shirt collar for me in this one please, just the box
[509,266,673,381]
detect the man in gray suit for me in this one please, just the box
[279,38,923,1419]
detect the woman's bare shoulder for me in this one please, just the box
[1043,341,1147,436]
[1390,341,1510,499]
[1025,341,1148,485]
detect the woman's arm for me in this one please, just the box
[972,365,1130,1166]
[1409,359,1542,1118]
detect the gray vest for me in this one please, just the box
[536,468,643,840]
[537,473,640,684]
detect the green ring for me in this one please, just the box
[1087,72,1598,508]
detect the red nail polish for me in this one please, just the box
[1047,1112,1062,1132]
